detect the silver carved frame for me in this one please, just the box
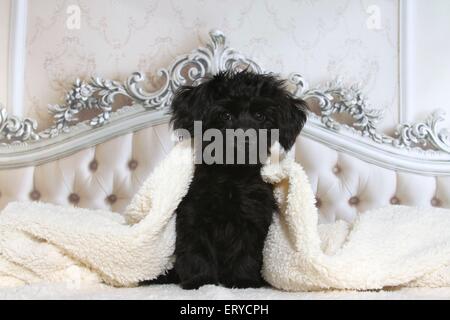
[0,30,449,174]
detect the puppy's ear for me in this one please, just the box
[278,96,308,151]
[170,86,197,133]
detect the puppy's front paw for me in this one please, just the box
[181,275,217,290]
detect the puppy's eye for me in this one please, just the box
[254,112,266,121]
[221,112,232,121]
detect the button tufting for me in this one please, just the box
[69,193,80,204]
[89,160,98,171]
[316,198,322,209]
[332,165,341,174]
[390,196,400,205]
[431,197,442,207]
[30,190,41,201]
[128,160,138,170]
[107,194,118,204]
[349,196,360,206]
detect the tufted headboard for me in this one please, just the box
[0,30,449,223]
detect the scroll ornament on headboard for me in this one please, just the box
[0,30,449,154]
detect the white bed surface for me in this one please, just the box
[1,284,450,300]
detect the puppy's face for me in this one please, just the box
[171,71,308,162]
[203,96,278,132]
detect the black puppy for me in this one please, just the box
[152,70,307,289]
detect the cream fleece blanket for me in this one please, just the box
[1,140,450,291]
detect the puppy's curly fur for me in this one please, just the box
[147,70,308,289]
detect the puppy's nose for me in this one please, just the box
[234,117,253,131]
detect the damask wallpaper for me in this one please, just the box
[23,0,399,131]
[404,0,450,128]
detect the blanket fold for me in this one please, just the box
[1,140,450,291]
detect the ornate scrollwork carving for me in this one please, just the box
[38,29,262,138]
[0,29,449,155]
[393,110,450,153]
[0,106,40,144]
[293,78,391,144]
[288,76,450,153]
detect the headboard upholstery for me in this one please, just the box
[296,136,450,223]
[0,123,173,213]
[0,30,449,223]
